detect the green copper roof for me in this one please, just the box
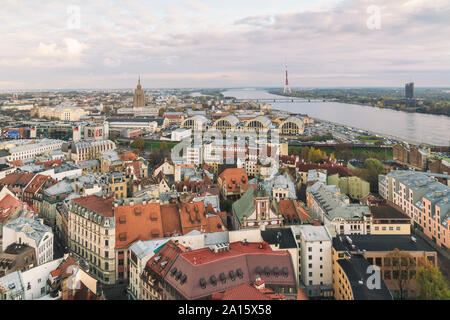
[232,187,255,226]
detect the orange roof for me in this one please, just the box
[7,160,23,167]
[115,202,164,248]
[206,215,226,233]
[212,283,271,300]
[179,201,208,234]
[181,241,287,265]
[71,195,114,217]
[120,152,137,161]
[0,172,35,187]
[219,168,249,193]
[0,194,22,222]
[278,200,299,220]
[161,203,182,237]
[296,204,313,221]
[36,160,63,168]
[24,174,50,194]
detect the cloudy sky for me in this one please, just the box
[1,0,449,89]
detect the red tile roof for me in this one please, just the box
[120,152,138,161]
[212,283,271,300]
[219,168,249,193]
[0,194,22,222]
[71,195,114,217]
[161,203,182,237]
[165,241,296,300]
[24,174,51,194]
[0,172,35,187]
[115,202,164,249]
[277,200,299,220]
[296,162,353,177]
[36,160,63,168]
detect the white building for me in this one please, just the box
[308,182,372,235]
[171,128,192,142]
[105,118,159,133]
[21,258,64,300]
[184,145,202,165]
[67,139,116,164]
[291,225,333,299]
[2,217,54,266]
[5,139,63,162]
[40,163,82,181]
[128,238,170,300]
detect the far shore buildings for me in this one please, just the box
[393,144,430,170]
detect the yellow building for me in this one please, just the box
[332,234,437,299]
[332,253,392,300]
[338,176,370,200]
[105,172,127,199]
[370,203,411,235]
[278,116,305,136]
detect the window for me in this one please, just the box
[384,270,391,279]
[375,258,382,267]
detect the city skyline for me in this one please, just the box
[1,0,450,89]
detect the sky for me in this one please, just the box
[1,0,449,89]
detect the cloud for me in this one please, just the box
[0,0,449,89]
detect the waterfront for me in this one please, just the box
[223,89,450,146]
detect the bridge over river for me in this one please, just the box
[235,98,336,103]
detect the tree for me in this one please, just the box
[416,263,450,300]
[364,158,384,173]
[158,107,165,117]
[301,146,309,161]
[132,136,145,150]
[160,141,169,151]
[362,158,385,192]
[387,249,417,300]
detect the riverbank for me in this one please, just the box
[269,90,450,118]
[222,88,450,146]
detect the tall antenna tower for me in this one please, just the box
[283,64,291,94]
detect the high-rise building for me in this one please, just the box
[405,82,414,99]
[133,76,146,108]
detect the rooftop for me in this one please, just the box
[332,234,436,253]
[337,254,392,300]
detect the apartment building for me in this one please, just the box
[66,139,116,164]
[332,253,392,300]
[5,139,63,162]
[307,183,372,235]
[338,176,370,200]
[69,195,116,285]
[379,170,450,249]
[291,225,333,299]
[332,234,437,299]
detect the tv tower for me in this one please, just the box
[283,64,291,94]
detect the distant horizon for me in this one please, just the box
[2,85,450,93]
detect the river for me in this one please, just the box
[221,88,450,146]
